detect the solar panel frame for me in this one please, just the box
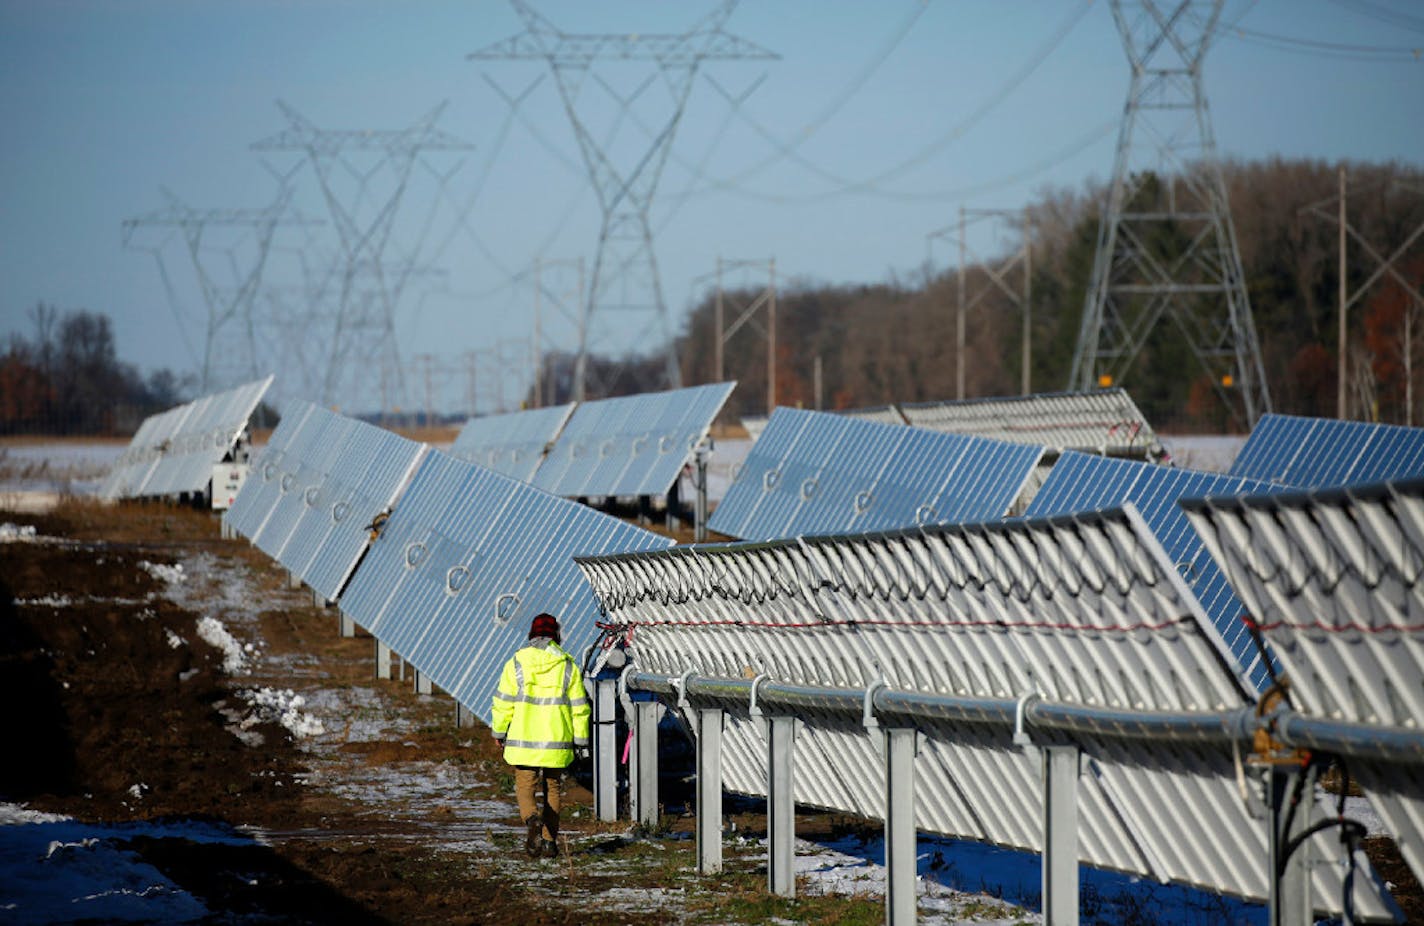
[337,449,674,721]
[530,383,735,498]
[222,402,316,542]
[1183,479,1424,891]
[708,407,1043,541]
[899,388,1160,458]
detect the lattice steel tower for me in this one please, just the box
[123,187,298,392]
[471,1,776,400]
[1070,0,1270,426]
[253,102,471,408]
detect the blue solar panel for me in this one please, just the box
[1229,414,1424,487]
[449,404,575,482]
[708,407,1044,541]
[1025,451,1287,690]
[337,449,674,720]
[530,383,734,498]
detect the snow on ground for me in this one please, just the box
[0,802,261,925]
[1159,435,1248,473]
[238,688,325,739]
[195,616,253,675]
[0,523,38,542]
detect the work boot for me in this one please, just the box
[541,838,559,859]
[524,815,543,858]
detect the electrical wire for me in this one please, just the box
[668,0,1098,204]
[1325,0,1424,35]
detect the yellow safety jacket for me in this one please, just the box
[491,639,591,768]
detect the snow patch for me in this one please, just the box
[239,688,325,739]
[138,560,185,585]
[0,523,38,543]
[164,628,186,650]
[195,617,249,675]
[19,595,71,607]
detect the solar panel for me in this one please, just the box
[530,383,734,498]
[223,401,428,602]
[337,449,674,721]
[1229,413,1424,487]
[900,388,1161,459]
[708,407,1043,540]
[100,376,273,499]
[1183,479,1424,889]
[222,402,317,543]
[577,511,1394,916]
[448,403,576,482]
[1024,452,1286,691]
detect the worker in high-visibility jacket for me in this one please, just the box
[491,612,591,859]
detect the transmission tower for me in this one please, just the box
[252,102,472,409]
[471,1,776,400]
[123,187,304,392]
[1069,0,1270,426]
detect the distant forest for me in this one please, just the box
[0,304,192,435]
[5,157,1421,436]
[569,157,1424,434]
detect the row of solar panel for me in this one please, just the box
[578,481,1424,916]
[224,399,674,724]
[448,382,735,499]
[741,387,1161,458]
[710,408,1424,693]
[100,375,273,500]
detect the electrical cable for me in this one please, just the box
[1326,0,1424,34]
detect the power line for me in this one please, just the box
[1325,0,1424,35]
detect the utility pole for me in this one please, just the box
[1069,0,1270,427]
[707,257,777,410]
[929,208,1033,398]
[1302,172,1424,422]
[1339,166,1348,419]
[473,1,776,400]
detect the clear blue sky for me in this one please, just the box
[1,0,1420,415]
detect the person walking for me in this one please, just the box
[491,612,591,859]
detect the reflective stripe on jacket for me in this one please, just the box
[490,640,590,768]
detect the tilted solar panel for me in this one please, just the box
[708,407,1043,540]
[530,383,734,498]
[338,449,674,721]
[226,401,429,602]
[223,402,316,542]
[101,376,272,499]
[900,388,1160,458]
[449,404,576,482]
[1024,451,1286,690]
[1183,478,1424,891]
[1229,413,1424,487]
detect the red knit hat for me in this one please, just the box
[529,613,561,642]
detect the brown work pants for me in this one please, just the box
[514,766,564,840]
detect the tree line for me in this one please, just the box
[585,157,1424,433]
[1,304,192,435]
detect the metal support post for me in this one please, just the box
[693,440,711,543]
[455,701,477,729]
[767,715,797,897]
[338,611,355,638]
[630,700,664,828]
[1269,765,1318,926]
[594,677,620,822]
[287,569,302,590]
[414,668,432,695]
[883,727,918,926]
[696,707,725,874]
[375,639,393,680]
[1041,745,1080,926]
